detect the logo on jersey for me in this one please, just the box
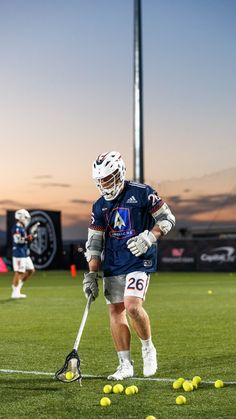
[114,211,126,229]
[144,260,152,267]
[109,208,135,239]
[126,195,138,204]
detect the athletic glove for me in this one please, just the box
[127,230,157,257]
[83,272,99,300]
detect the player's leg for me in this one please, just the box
[125,295,157,376]
[124,272,157,377]
[19,257,35,293]
[22,268,35,282]
[11,258,27,299]
[104,275,134,380]
[125,296,151,339]
[109,302,131,352]
[12,271,24,287]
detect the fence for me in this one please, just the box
[1,239,236,272]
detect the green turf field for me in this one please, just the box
[0,271,235,418]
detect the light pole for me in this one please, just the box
[133,0,144,183]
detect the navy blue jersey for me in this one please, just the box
[12,222,28,258]
[89,181,164,276]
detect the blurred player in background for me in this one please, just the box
[11,209,35,299]
[83,151,175,380]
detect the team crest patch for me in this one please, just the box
[28,210,57,269]
[143,260,152,267]
[108,208,135,239]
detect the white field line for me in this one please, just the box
[0,369,235,385]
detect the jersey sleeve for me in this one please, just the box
[89,202,106,232]
[145,185,164,214]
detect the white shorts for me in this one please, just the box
[13,257,34,273]
[103,271,150,304]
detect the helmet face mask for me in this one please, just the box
[15,209,31,227]
[93,151,126,201]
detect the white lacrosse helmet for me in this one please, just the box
[15,209,31,227]
[92,151,126,201]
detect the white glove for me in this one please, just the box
[83,272,99,300]
[127,230,157,257]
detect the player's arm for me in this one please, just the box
[13,229,27,244]
[150,202,176,238]
[83,206,105,300]
[13,233,25,244]
[88,257,101,272]
[85,227,104,264]
[127,192,175,257]
[83,228,104,300]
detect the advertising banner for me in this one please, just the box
[158,239,236,272]
[7,210,62,270]
[158,240,196,271]
[197,240,236,272]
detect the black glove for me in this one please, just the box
[83,272,99,300]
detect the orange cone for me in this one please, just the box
[70,264,77,277]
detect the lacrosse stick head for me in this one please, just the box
[30,222,40,235]
[55,349,82,383]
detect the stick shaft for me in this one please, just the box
[73,294,93,350]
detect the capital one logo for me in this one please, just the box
[201,247,236,263]
[28,210,57,269]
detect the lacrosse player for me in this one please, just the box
[11,209,35,299]
[83,151,175,380]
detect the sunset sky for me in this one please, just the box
[0,0,235,239]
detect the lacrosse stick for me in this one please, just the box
[55,293,93,384]
[30,222,40,235]
[28,222,40,240]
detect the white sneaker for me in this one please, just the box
[11,289,27,299]
[142,345,157,377]
[11,293,27,299]
[107,360,134,380]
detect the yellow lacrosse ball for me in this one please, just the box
[103,384,113,394]
[176,395,187,405]
[113,383,124,393]
[183,381,194,392]
[214,380,224,388]
[125,386,135,395]
[192,376,202,385]
[100,397,111,407]
[173,379,184,390]
[65,371,74,380]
